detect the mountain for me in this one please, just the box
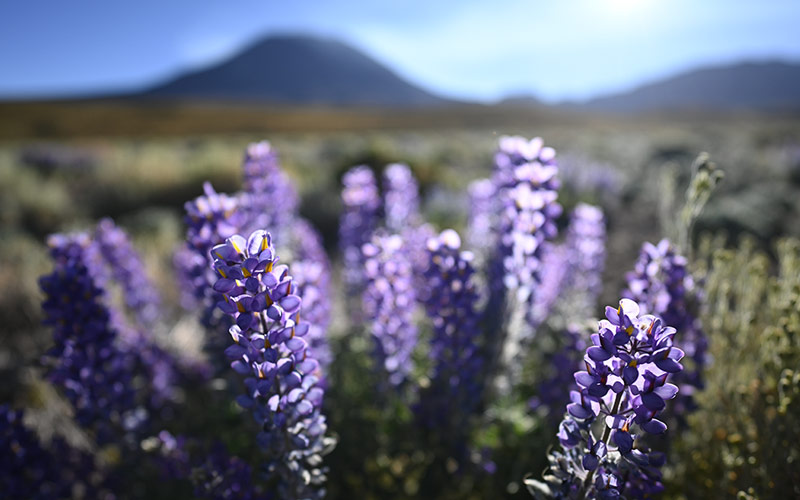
[496,94,543,108]
[141,34,448,107]
[572,61,800,113]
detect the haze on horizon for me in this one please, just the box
[2,0,799,103]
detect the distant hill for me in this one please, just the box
[141,34,448,107]
[572,61,800,113]
[496,94,543,108]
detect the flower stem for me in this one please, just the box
[579,390,623,499]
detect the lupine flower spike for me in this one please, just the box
[416,229,484,463]
[212,229,332,499]
[528,299,684,499]
[362,234,418,389]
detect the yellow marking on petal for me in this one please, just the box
[622,420,630,432]
[266,262,273,272]
[625,325,634,336]
[242,268,251,278]
[231,240,242,254]
[218,268,227,278]
[629,360,638,367]
[261,237,269,252]
[236,301,246,313]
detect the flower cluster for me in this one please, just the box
[240,141,299,241]
[94,217,162,328]
[192,443,264,500]
[0,405,104,499]
[466,178,497,260]
[532,203,607,328]
[362,234,417,388]
[212,230,331,498]
[39,233,138,439]
[528,324,587,425]
[531,299,684,499]
[382,163,420,233]
[623,239,707,419]
[416,229,483,458]
[493,136,561,298]
[529,243,571,329]
[482,137,562,392]
[285,218,333,373]
[339,166,382,300]
[176,182,243,326]
[154,431,265,500]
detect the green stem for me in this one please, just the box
[578,390,623,499]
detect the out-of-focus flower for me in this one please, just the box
[623,239,707,421]
[40,233,139,440]
[153,431,265,500]
[416,229,483,464]
[93,217,161,328]
[531,203,607,328]
[285,218,333,373]
[239,141,299,242]
[466,178,497,260]
[382,163,420,233]
[0,405,104,499]
[176,182,242,327]
[362,234,417,389]
[339,166,382,302]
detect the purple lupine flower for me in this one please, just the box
[1,405,97,499]
[339,166,382,302]
[402,223,437,290]
[382,163,420,233]
[239,141,300,241]
[40,233,139,440]
[623,239,707,421]
[362,233,417,388]
[153,431,268,500]
[497,156,561,296]
[485,137,561,391]
[93,217,161,328]
[152,430,192,481]
[285,218,333,373]
[416,230,483,462]
[531,204,607,328]
[466,178,497,260]
[211,230,331,498]
[89,219,186,408]
[486,135,561,308]
[193,443,265,500]
[176,182,242,327]
[565,204,606,308]
[529,243,571,328]
[528,324,587,425]
[532,299,683,499]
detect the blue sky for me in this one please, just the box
[2,0,799,103]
